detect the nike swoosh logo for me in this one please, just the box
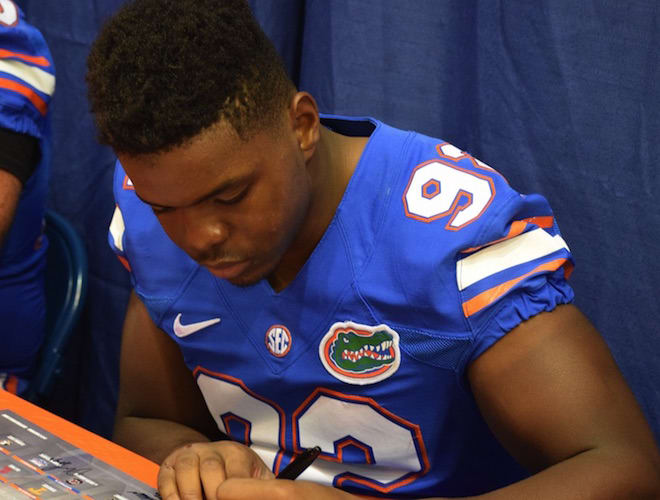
[173,313,221,338]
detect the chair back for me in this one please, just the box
[26,210,88,402]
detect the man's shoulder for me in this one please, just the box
[348,129,573,345]
[344,122,526,261]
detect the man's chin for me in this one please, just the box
[207,261,273,288]
[224,274,263,288]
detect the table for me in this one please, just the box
[0,389,159,499]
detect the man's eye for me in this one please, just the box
[215,188,248,205]
[151,206,172,215]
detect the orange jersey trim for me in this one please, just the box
[461,216,555,254]
[116,254,132,272]
[0,48,50,67]
[0,77,47,115]
[462,257,570,317]
[122,175,135,190]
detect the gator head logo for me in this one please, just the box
[319,321,401,385]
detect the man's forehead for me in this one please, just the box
[119,147,257,209]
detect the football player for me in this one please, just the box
[0,0,55,396]
[86,0,660,498]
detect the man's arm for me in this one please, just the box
[0,168,21,249]
[0,128,41,249]
[113,290,225,463]
[466,303,660,499]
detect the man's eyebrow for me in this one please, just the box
[134,178,244,209]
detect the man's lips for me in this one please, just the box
[205,259,250,280]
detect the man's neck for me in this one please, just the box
[267,126,368,292]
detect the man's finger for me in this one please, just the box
[157,462,180,500]
[222,447,259,479]
[173,446,204,499]
[198,450,227,500]
[221,444,275,480]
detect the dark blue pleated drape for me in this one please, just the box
[17,0,660,445]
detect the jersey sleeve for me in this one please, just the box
[369,131,576,375]
[453,170,575,365]
[108,203,132,276]
[108,160,199,322]
[108,161,147,287]
[0,3,55,140]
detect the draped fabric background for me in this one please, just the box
[17,0,659,446]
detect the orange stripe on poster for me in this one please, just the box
[0,49,50,67]
[10,481,38,499]
[0,78,47,115]
[462,258,568,317]
[12,455,44,474]
[0,390,158,487]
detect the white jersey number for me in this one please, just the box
[0,0,18,27]
[197,373,427,493]
[403,160,495,230]
[197,373,283,472]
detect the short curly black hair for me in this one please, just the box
[86,0,295,155]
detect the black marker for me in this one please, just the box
[276,446,322,480]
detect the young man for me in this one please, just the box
[86,0,660,498]
[0,0,55,395]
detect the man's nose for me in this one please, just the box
[179,207,228,260]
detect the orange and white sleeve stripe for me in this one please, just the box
[457,227,573,318]
[0,48,54,115]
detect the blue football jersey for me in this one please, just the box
[0,1,55,381]
[110,115,574,498]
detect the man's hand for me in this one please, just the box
[157,440,361,500]
[158,440,274,499]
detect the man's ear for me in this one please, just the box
[289,91,320,162]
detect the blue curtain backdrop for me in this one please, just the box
[17,0,659,445]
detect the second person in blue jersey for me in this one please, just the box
[86,0,660,499]
[0,0,56,396]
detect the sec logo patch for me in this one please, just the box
[319,321,400,385]
[265,325,292,358]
